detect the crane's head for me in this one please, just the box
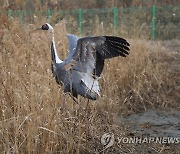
[30,23,54,34]
[41,23,54,32]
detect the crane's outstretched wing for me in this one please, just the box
[62,35,130,97]
[64,34,79,62]
[67,34,79,52]
[69,36,130,77]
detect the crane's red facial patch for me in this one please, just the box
[41,24,49,30]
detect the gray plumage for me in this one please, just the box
[39,23,130,100]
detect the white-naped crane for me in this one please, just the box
[32,23,130,101]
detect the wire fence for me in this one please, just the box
[6,5,180,40]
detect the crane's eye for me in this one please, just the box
[41,24,49,30]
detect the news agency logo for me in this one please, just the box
[118,137,179,144]
[101,133,115,150]
[100,133,179,150]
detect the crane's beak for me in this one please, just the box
[29,27,42,35]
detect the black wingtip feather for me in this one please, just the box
[106,39,130,51]
[106,41,129,55]
[104,36,130,46]
[102,36,130,58]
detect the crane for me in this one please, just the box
[31,23,130,101]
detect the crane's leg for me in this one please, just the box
[69,93,79,104]
[80,98,91,125]
[85,98,90,111]
[61,93,66,108]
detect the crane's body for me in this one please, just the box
[51,34,100,100]
[54,62,99,100]
[33,23,130,100]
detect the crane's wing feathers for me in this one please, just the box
[96,36,130,58]
[61,35,129,97]
[67,34,79,53]
[70,36,130,77]
[94,52,104,77]
[64,34,79,62]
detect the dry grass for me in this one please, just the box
[0,15,179,153]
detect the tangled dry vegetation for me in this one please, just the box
[0,15,179,153]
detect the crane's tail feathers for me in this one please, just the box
[80,81,99,100]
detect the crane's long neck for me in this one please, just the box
[51,30,63,64]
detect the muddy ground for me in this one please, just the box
[118,109,180,138]
[113,40,180,153]
[122,40,180,137]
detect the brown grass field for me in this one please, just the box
[0,15,179,153]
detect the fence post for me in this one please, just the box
[47,9,51,21]
[78,8,82,35]
[113,7,117,31]
[8,10,12,18]
[40,0,44,6]
[152,5,156,40]
[18,10,23,24]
